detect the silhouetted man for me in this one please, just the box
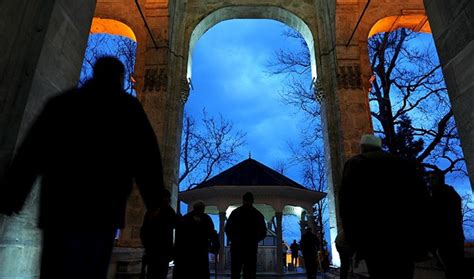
[300,227,320,279]
[290,239,300,267]
[335,229,354,279]
[428,171,468,279]
[0,57,164,279]
[225,192,267,279]
[339,134,429,279]
[140,189,177,279]
[173,201,216,279]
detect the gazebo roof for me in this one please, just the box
[193,158,307,190]
[179,158,326,215]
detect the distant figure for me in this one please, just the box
[335,230,354,279]
[339,134,430,279]
[300,227,320,279]
[209,229,221,269]
[282,241,289,270]
[174,201,215,279]
[225,192,267,279]
[140,189,177,279]
[290,240,300,267]
[428,171,468,279]
[0,57,164,279]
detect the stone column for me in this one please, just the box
[275,211,284,275]
[119,2,175,248]
[218,211,226,272]
[0,0,96,277]
[424,0,474,190]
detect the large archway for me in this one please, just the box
[164,1,349,269]
[186,6,318,81]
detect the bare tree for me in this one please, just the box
[79,33,137,94]
[268,27,467,177]
[461,193,474,230]
[273,160,289,175]
[179,109,246,190]
[288,123,328,249]
[267,28,329,247]
[368,28,464,175]
[266,29,319,119]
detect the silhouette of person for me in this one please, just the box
[339,134,430,279]
[173,201,215,279]
[225,192,267,279]
[290,239,300,267]
[300,227,320,279]
[428,170,468,279]
[335,229,354,279]
[0,56,164,279]
[282,241,289,270]
[140,189,177,279]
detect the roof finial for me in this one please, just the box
[249,151,252,159]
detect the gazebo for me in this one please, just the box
[179,158,326,275]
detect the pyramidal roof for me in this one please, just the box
[192,158,307,190]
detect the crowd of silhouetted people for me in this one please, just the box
[338,134,471,279]
[0,57,471,279]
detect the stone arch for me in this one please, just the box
[164,1,323,235]
[368,14,431,38]
[92,7,150,101]
[90,17,137,42]
[164,4,334,267]
[360,12,433,85]
[186,6,317,81]
[85,17,139,91]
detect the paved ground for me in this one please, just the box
[210,268,339,279]
[212,274,331,279]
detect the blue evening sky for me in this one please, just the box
[186,19,308,181]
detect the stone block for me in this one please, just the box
[449,41,474,101]
[435,11,474,64]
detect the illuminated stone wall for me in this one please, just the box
[0,0,96,277]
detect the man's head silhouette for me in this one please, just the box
[243,192,254,206]
[193,201,206,213]
[92,56,125,89]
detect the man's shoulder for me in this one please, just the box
[227,206,242,218]
[244,205,264,217]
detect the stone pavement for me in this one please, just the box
[211,274,334,279]
[209,268,340,279]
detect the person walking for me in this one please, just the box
[290,240,300,268]
[0,56,165,279]
[300,227,320,279]
[339,134,430,279]
[428,170,469,279]
[225,192,267,279]
[140,189,177,279]
[335,230,354,279]
[173,201,215,279]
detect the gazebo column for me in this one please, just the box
[217,211,226,272]
[275,211,284,275]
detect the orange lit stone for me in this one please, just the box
[90,18,137,42]
[368,15,431,38]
